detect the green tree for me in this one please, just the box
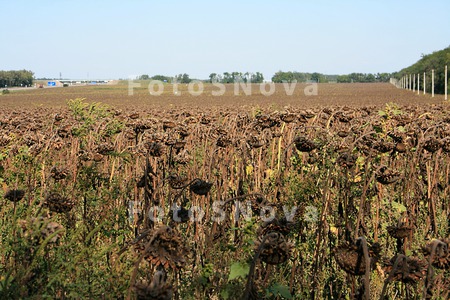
[366,73,376,82]
[396,46,450,94]
[231,72,242,83]
[376,73,391,82]
[251,72,264,83]
[0,70,34,87]
[209,73,218,83]
[272,71,295,83]
[151,75,171,82]
[310,72,329,83]
[222,72,228,83]
[181,73,191,84]
[337,75,350,83]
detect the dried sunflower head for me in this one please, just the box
[135,226,187,271]
[294,136,317,152]
[376,166,401,185]
[383,255,427,284]
[387,224,413,239]
[4,189,25,202]
[134,121,152,133]
[280,113,296,123]
[333,239,381,276]
[162,121,176,131]
[372,140,395,153]
[258,217,292,236]
[256,115,278,128]
[146,142,165,157]
[422,239,450,270]
[216,135,232,148]
[166,174,187,189]
[45,193,74,213]
[50,166,69,181]
[337,151,357,169]
[254,232,292,265]
[422,137,441,153]
[440,137,450,153]
[395,142,407,153]
[387,130,405,143]
[189,179,212,196]
[247,135,265,149]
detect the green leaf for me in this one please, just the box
[391,201,407,213]
[228,262,249,281]
[378,110,387,117]
[392,109,403,116]
[270,283,293,299]
[220,289,229,300]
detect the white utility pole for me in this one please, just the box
[417,73,420,95]
[432,69,435,97]
[446,65,448,100]
[424,72,426,94]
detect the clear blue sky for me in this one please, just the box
[1,0,449,80]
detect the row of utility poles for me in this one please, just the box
[390,65,448,100]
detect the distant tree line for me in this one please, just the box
[336,73,392,83]
[138,74,192,83]
[272,71,335,83]
[138,72,264,84]
[137,70,395,85]
[208,72,264,83]
[272,71,391,83]
[138,73,193,83]
[394,46,450,94]
[0,70,34,87]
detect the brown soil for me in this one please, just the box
[1,82,445,110]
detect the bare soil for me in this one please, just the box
[1,82,445,110]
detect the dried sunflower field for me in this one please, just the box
[0,83,449,299]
